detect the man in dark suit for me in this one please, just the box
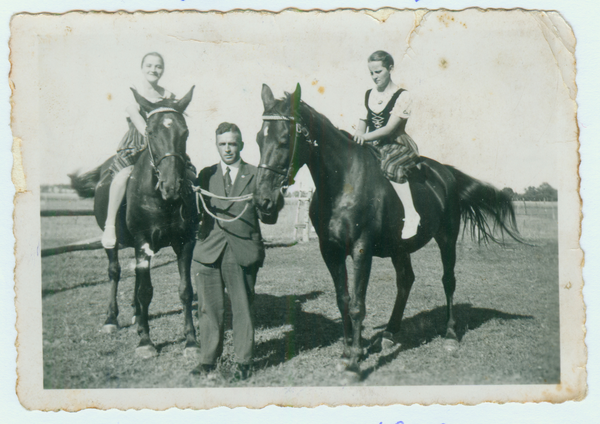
[191,122,265,380]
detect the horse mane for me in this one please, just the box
[283,93,354,147]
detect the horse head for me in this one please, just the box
[254,83,310,224]
[132,86,194,202]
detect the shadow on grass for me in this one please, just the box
[362,303,533,379]
[115,290,341,369]
[42,258,178,298]
[250,291,342,370]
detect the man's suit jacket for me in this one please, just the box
[193,161,265,268]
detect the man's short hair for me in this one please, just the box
[215,122,242,142]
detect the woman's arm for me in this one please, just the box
[353,119,368,142]
[125,104,147,135]
[354,115,405,145]
[363,115,404,141]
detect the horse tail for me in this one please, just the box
[69,165,102,198]
[448,166,525,244]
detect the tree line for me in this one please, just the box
[501,182,558,201]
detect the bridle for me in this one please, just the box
[258,112,317,192]
[144,107,187,190]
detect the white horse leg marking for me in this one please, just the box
[141,243,155,257]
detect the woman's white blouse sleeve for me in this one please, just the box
[390,91,412,119]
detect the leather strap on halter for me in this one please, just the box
[258,113,316,189]
[261,114,293,121]
[146,107,179,119]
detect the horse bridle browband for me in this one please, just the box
[259,113,316,190]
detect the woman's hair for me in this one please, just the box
[141,52,165,68]
[368,50,394,70]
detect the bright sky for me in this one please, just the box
[16,9,575,192]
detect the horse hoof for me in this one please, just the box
[381,333,396,351]
[101,324,118,333]
[443,338,459,353]
[135,345,158,359]
[336,359,351,373]
[184,346,201,359]
[336,357,360,373]
[341,370,361,384]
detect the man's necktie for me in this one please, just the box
[224,166,232,196]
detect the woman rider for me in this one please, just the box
[353,50,421,239]
[101,52,176,248]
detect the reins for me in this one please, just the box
[192,186,254,223]
[143,106,255,224]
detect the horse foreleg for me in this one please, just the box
[320,244,352,357]
[435,234,459,351]
[347,244,373,368]
[131,271,142,328]
[385,252,415,345]
[102,247,121,333]
[173,241,199,357]
[134,246,157,358]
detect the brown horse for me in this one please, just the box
[254,84,524,378]
[70,87,199,358]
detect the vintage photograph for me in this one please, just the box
[10,8,583,409]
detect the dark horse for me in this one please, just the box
[254,84,523,376]
[70,87,199,358]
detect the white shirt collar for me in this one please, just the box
[220,158,242,173]
[221,159,242,183]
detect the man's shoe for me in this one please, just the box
[190,363,215,376]
[232,363,253,381]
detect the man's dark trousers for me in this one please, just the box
[193,246,258,365]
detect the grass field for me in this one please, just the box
[41,195,559,388]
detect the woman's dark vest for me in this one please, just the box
[365,88,407,143]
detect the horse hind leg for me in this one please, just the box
[384,251,415,349]
[102,247,121,333]
[435,233,459,352]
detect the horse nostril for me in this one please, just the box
[261,199,272,210]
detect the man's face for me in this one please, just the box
[216,131,243,165]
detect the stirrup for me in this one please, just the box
[102,225,117,249]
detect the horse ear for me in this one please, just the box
[293,83,301,101]
[174,86,195,113]
[291,83,301,112]
[130,87,155,113]
[261,84,276,111]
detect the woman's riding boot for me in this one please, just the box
[391,181,420,239]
